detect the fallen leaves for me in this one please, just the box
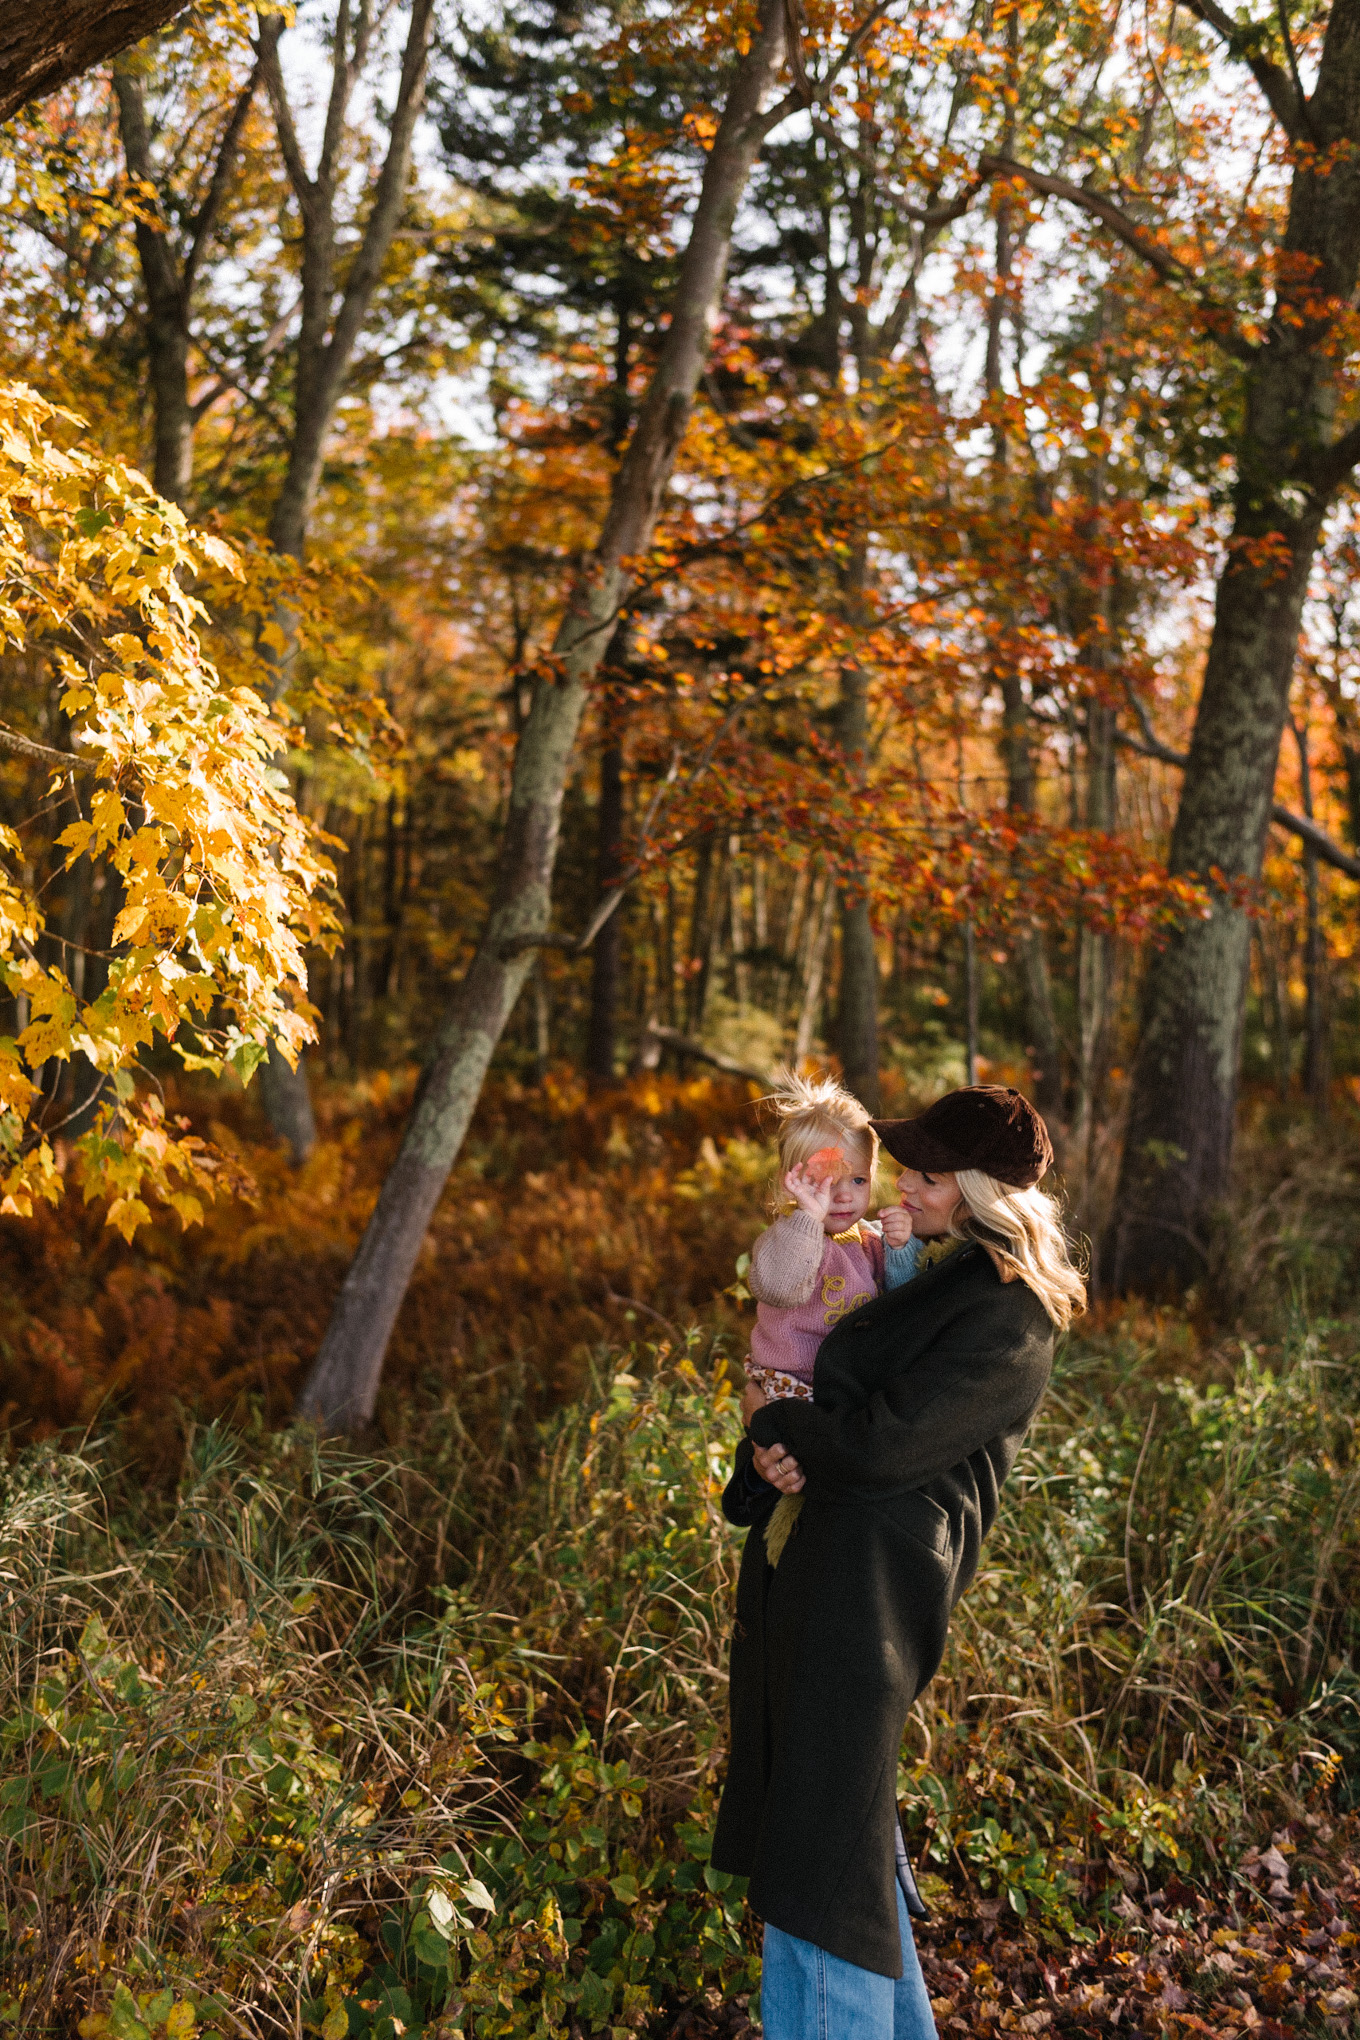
[672,1819,1360,2040]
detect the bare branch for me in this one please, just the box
[0,723,88,770]
[754,0,893,139]
[184,61,261,299]
[978,153,1256,361]
[1180,0,1306,139]
[316,0,357,204]
[327,0,435,375]
[254,13,314,215]
[1114,716,1360,878]
[643,1020,773,1083]
[1308,412,1360,501]
[1032,689,1360,879]
[0,0,193,124]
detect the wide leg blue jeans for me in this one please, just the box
[759,1883,937,2039]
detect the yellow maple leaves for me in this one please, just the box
[0,382,340,1235]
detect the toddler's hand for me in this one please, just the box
[741,1378,770,1426]
[784,1163,835,1222]
[879,1203,914,1249]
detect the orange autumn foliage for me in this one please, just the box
[0,1070,785,1470]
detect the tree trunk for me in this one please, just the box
[1,0,191,123]
[1255,922,1292,1100]
[794,871,835,1064]
[835,651,879,1109]
[297,0,793,1428]
[1108,522,1323,1289]
[252,0,434,1158]
[962,916,979,1087]
[985,180,1063,1121]
[1073,697,1116,1194]
[586,740,624,1087]
[1106,0,1360,1292]
[685,836,715,1035]
[111,66,197,508]
[1294,717,1331,1112]
[113,56,259,506]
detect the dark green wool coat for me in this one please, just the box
[710,1242,1054,1978]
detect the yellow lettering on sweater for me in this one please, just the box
[822,1271,871,1327]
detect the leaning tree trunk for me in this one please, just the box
[297,0,793,1428]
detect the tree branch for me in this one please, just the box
[0,724,88,770]
[315,0,357,206]
[326,0,435,378]
[254,13,315,216]
[978,153,1256,362]
[111,65,182,315]
[1029,690,1360,879]
[642,1020,773,1083]
[0,0,193,124]
[754,0,893,139]
[1307,412,1360,502]
[1180,0,1306,140]
[1113,718,1360,879]
[184,60,260,299]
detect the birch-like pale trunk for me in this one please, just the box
[298,0,793,1428]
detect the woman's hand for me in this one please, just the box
[784,1163,834,1225]
[752,1440,806,1494]
[742,1382,804,1487]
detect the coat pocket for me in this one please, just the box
[884,1489,952,1558]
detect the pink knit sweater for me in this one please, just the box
[745,1210,885,1401]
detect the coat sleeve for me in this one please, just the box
[721,1434,779,1526]
[746,1323,1051,1502]
[748,1211,826,1307]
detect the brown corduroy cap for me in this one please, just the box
[870,1085,1053,1189]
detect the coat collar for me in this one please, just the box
[843,1238,992,1332]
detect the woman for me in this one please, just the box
[711,1085,1085,2040]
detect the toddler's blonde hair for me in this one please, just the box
[764,1067,878,1208]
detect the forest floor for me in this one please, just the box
[2,1071,1360,2038]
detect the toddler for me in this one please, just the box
[744,1071,921,1408]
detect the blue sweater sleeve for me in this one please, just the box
[883,1236,923,1291]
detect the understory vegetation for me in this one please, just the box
[3,1078,1359,2038]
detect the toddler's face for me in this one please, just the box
[823,1150,874,1233]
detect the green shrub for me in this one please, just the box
[2,1317,1357,2029]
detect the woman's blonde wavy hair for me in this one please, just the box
[949,1169,1086,1329]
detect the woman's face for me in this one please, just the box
[894,1165,961,1238]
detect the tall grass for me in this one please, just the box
[3,1308,1358,2036]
